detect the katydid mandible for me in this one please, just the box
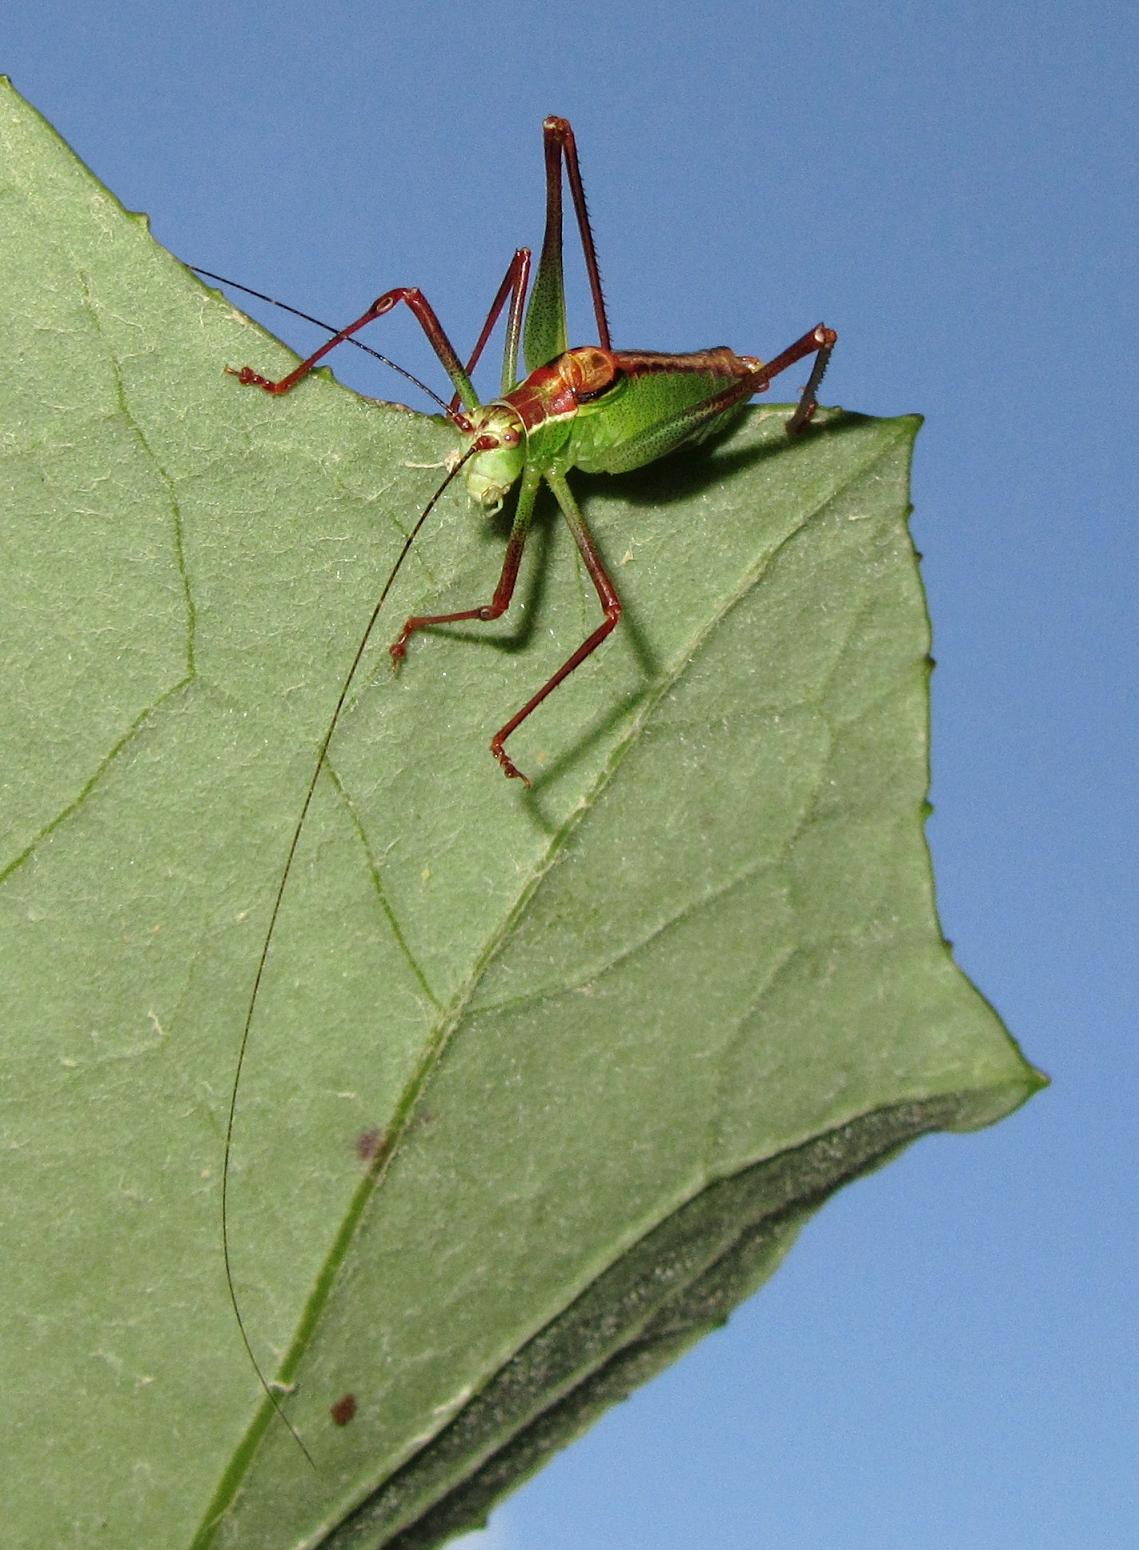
[198,115,836,1457]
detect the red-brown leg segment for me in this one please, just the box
[389,459,540,669]
[750,323,838,435]
[229,284,480,417]
[523,117,612,374]
[543,116,611,350]
[219,246,534,419]
[488,467,622,786]
[229,252,538,423]
[446,247,532,416]
[389,463,622,787]
[554,120,613,351]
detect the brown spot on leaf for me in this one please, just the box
[330,1393,357,1426]
[356,1127,384,1162]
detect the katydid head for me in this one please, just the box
[459,403,527,513]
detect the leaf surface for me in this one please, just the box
[0,80,1042,1550]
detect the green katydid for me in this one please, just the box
[193,115,836,1458]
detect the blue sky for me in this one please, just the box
[5,2,1134,1546]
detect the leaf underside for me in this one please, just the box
[0,80,1042,1550]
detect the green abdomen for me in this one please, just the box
[569,348,750,476]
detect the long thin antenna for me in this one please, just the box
[222,445,481,1463]
[190,266,455,418]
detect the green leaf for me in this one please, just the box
[0,80,1043,1550]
